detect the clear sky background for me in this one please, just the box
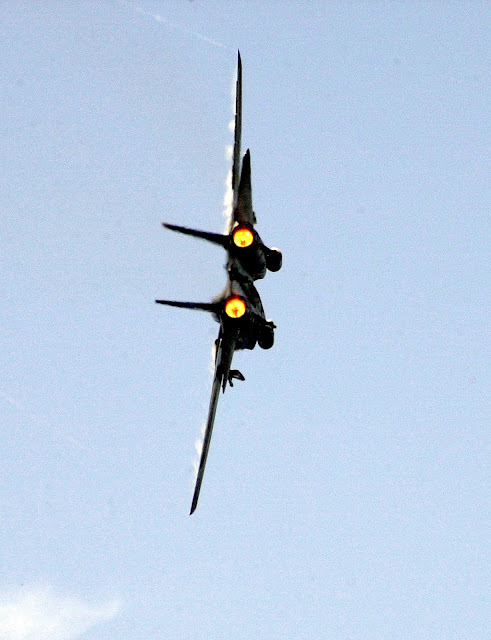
[0,2,488,639]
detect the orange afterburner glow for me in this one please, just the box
[232,226,254,248]
[224,296,246,319]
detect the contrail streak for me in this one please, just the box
[191,341,216,483]
[118,0,230,50]
[0,389,91,451]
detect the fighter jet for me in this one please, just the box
[156,279,276,514]
[163,52,282,284]
[156,53,280,514]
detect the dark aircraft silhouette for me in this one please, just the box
[156,53,280,514]
[163,53,282,283]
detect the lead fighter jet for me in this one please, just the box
[156,53,282,514]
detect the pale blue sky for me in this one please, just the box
[0,2,489,639]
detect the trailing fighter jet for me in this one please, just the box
[156,280,276,514]
[156,52,280,514]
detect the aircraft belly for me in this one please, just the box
[228,254,267,283]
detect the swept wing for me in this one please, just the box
[190,325,238,514]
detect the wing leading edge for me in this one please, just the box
[190,326,238,514]
[231,51,242,215]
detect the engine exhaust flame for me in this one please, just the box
[225,296,246,319]
[233,226,254,248]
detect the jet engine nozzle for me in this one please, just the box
[224,296,247,319]
[265,247,282,272]
[232,225,255,248]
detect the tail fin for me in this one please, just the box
[163,223,228,248]
[234,149,255,225]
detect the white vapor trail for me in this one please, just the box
[192,421,206,481]
[222,164,233,233]
[191,341,215,483]
[118,0,230,49]
[0,586,120,640]
[0,390,91,452]
[191,66,238,482]
[222,67,238,232]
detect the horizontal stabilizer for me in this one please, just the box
[155,300,219,313]
[163,223,228,248]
